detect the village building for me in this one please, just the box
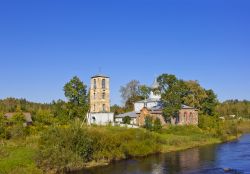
[87,74,114,125]
[114,111,137,125]
[4,112,33,126]
[115,78,199,126]
[171,105,199,125]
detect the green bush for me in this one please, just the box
[198,115,241,140]
[122,116,131,124]
[144,116,153,130]
[153,118,162,132]
[36,126,89,172]
[198,115,219,130]
[0,116,6,138]
[144,116,162,132]
[70,127,93,162]
[91,131,124,161]
[36,125,164,172]
[33,109,57,126]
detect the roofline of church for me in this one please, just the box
[91,74,109,78]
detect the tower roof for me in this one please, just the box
[151,78,159,89]
[91,74,109,78]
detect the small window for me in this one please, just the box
[94,79,97,89]
[94,93,96,99]
[102,104,105,112]
[102,79,105,89]
[102,92,105,99]
[94,104,96,111]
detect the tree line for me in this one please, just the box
[117,74,218,119]
[0,74,249,127]
[116,74,250,121]
[0,76,89,127]
[216,100,250,119]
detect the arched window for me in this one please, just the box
[94,93,96,99]
[190,112,193,123]
[102,79,105,89]
[92,117,96,123]
[176,115,179,123]
[102,92,105,99]
[184,112,188,123]
[94,79,97,89]
[94,104,96,111]
[102,104,106,112]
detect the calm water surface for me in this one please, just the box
[73,134,250,174]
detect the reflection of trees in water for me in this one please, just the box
[78,145,217,174]
[164,145,217,173]
[163,149,201,173]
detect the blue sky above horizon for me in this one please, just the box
[0,0,250,105]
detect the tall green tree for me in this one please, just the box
[158,74,185,120]
[202,89,218,116]
[158,73,219,120]
[182,80,208,110]
[51,99,69,123]
[64,76,88,106]
[64,76,89,120]
[139,85,151,100]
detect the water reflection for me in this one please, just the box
[72,134,250,174]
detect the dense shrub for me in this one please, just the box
[36,127,82,172]
[0,114,31,139]
[70,126,94,162]
[7,125,30,139]
[0,115,6,138]
[122,116,131,124]
[144,116,153,130]
[198,115,241,140]
[33,109,57,126]
[36,119,244,173]
[144,116,162,132]
[153,118,162,132]
[198,115,219,130]
[36,124,164,172]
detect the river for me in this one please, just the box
[73,134,250,174]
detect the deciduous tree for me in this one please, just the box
[64,76,89,120]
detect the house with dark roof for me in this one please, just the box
[114,111,137,125]
[4,112,33,126]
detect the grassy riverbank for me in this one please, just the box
[0,137,42,174]
[2,120,250,174]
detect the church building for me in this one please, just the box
[115,78,199,126]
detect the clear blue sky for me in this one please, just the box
[0,0,249,105]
